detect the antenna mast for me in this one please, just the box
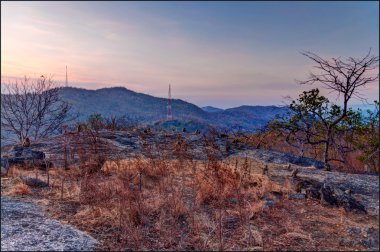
[167,84,172,120]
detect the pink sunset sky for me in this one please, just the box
[1,1,379,108]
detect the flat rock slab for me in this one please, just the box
[1,197,98,251]
[233,149,326,168]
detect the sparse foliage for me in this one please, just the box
[1,76,73,143]
[270,51,379,166]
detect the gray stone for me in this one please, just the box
[22,176,49,187]
[263,198,276,208]
[360,238,378,249]
[289,193,305,200]
[1,196,98,251]
[347,227,362,235]
[231,149,328,169]
[1,166,8,176]
[2,145,46,168]
[226,197,239,205]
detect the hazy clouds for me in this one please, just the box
[1,1,379,108]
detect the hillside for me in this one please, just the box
[59,87,208,123]
[209,105,290,131]
[201,106,224,113]
[58,87,288,132]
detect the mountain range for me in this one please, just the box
[201,106,224,113]
[59,87,289,132]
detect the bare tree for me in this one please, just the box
[1,75,73,143]
[298,50,379,164]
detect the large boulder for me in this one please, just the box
[2,145,46,168]
[22,176,49,187]
[9,145,45,159]
[229,150,379,215]
[294,178,367,213]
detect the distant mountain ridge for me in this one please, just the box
[210,105,289,131]
[60,86,208,122]
[58,86,288,132]
[201,106,224,113]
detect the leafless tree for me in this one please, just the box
[1,75,73,143]
[299,50,379,164]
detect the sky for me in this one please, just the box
[1,1,379,108]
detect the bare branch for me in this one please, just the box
[1,76,74,143]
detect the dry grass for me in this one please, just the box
[1,130,378,251]
[6,165,24,177]
[2,156,378,251]
[7,182,31,195]
[6,156,286,250]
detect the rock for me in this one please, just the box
[223,216,240,230]
[1,166,8,176]
[325,186,366,213]
[248,246,263,251]
[320,184,338,206]
[360,238,378,249]
[347,227,362,235]
[270,191,283,200]
[291,168,299,178]
[1,157,10,176]
[336,193,367,214]
[319,182,367,213]
[1,196,98,251]
[305,186,322,200]
[22,176,49,187]
[8,145,44,159]
[232,149,329,169]
[3,146,46,168]
[226,197,239,205]
[344,226,379,250]
[289,193,305,200]
[291,178,368,214]
[230,150,377,215]
[345,189,352,195]
[251,230,263,246]
[263,198,276,208]
[363,227,377,236]
[286,163,292,171]
[262,165,269,175]
[339,238,359,246]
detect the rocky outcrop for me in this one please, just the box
[231,150,379,215]
[21,176,49,187]
[1,196,98,251]
[292,178,367,213]
[233,149,327,169]
[1,145,46,168]
[1,130,253,166]
[342,226,379,250]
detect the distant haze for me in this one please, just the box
[1,1,379,108]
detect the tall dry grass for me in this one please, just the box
[2,128,290,250]
[3,127,377,251]
[57,129,289,250]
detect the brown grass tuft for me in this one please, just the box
[8,182,31,195]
